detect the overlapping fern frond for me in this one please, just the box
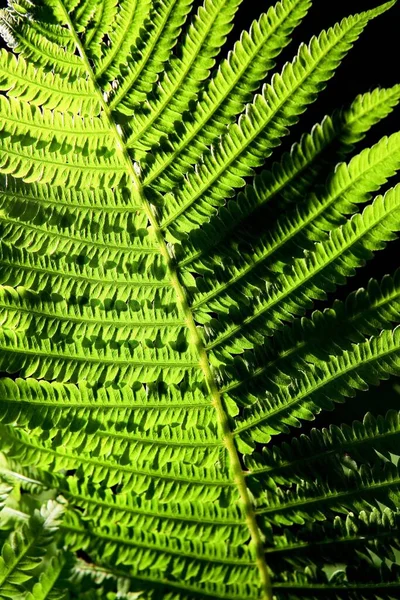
[0,0,399,598]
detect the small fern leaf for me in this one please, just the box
[0,499,64,599]
[23,552,67,600]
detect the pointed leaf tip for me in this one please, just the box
[365,0,397,19]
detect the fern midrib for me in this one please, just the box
[54,6,273,599]
[74,1,94,26]
[94,427,222,447]
[0,144,124,171]
[28,19,73,45]
[0,107,110,135]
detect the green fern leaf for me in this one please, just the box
[144,0,312,190]
[0,1,399,599]
[0,499,65,598]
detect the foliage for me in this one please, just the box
[0,0,398,598]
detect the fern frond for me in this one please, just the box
[126,0,242,155]
[89,0,152,80]
[0,0,398,598]
[247,410,400,485]
[273,564,400,599]
[279,83,400,206]
[0,499,64,598]
[159,6,391,242]
[180,84,400,270]
[61,509,258,584]
[262,508,400,600]
[221,269,400,396]
[0,457,248,545]
[0,49,100,116]
[0,1,86,76]
[207,184,400,359]
[189,131,400,336]
[267,505,400,561]
[143,0,312,190]
[107,0,194,114]
[255,459,400,525]
[23,552,68,600]
[78,0,118,61]
[233,327,400,449]
[0,456,57,496]
[0,420,235,501]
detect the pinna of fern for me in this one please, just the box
[0,0,399,598]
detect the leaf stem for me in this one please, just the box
[58,3,272,598]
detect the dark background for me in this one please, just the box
[0,0,399,428]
